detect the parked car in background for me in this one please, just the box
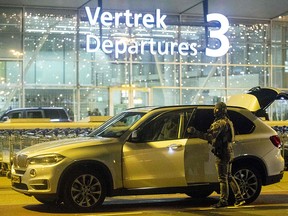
[11,105,284,212]
[0,107,71,122]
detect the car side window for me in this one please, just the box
[140,112,179,142]
[190,109,214,132]
[8,111,23,119]
[187,108,255,135]
[139,111,186,142]
[227,110,255,134]
[44,109,60,119]
[27,111,43,118]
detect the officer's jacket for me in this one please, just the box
[194,116,235,152]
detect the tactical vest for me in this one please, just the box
[212,118,234,158]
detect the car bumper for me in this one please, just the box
[264,171,284,185]
[11,162,66,196]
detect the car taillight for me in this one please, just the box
[270,135,282,148]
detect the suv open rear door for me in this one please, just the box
[227,86,288,119]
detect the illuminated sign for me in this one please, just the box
[86,7,167,29]
[85,7,230,58]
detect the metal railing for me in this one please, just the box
[0,116,110,176]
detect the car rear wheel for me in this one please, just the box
[63,169,106,212]
[232,165,262,204]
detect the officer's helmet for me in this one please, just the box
[214,102,227,117]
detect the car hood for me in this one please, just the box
[227,86,288,112]
[17,136,117,156]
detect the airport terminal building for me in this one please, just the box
[0,0,288,120]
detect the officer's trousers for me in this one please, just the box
[215,156,243,203]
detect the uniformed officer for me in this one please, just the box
[187,102,245,208]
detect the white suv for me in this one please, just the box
[11,105,284,211]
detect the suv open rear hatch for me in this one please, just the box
[227,86,288,119]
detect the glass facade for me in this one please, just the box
[0,6,288,121]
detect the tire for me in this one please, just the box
[232,165,262,204]
[63,169,106,212]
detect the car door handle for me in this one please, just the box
[168,144,183,150]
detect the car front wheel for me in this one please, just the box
[233,165,262,204]
[63,169,106,212]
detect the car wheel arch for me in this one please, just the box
[57,160,114,199]
[231,155,270,204]
[232,155,267,182]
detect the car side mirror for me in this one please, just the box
[2,116,9,122]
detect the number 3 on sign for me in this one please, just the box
[206,13,230,57]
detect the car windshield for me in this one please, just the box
[89,112,145,138]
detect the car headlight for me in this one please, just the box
[27,154,65,165]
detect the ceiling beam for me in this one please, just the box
[179,0,203,15]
